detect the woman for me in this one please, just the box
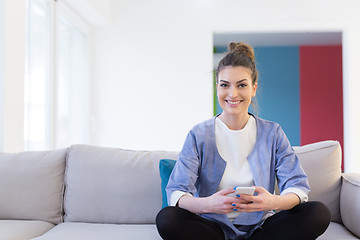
[156,42,330,240]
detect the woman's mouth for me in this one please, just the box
[226,100,242,105]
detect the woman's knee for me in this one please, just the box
[156,207,186,237]
[297,201,331,233]
[156,207,177,229]
[305,201,331,224]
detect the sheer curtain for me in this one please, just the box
[25,0,90,150]
[55,9,90,149]
[24,0,52,150]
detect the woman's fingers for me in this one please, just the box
[217,188,236,196]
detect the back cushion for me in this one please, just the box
[294,140,342,223]
[64,144,178,224]
[0,149,67,224]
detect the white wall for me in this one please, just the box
[91,0,214,151]
[342,28,360,173]
[2,0,360,172]
[91,0,360,173]
[2,0,26,152]
[0,0,4,151]
[63,0,112,26]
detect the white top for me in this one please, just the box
[216,116,256,191]
[215,116,256,220]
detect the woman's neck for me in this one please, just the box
[219,112,250,130]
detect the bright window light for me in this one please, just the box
[24,0,51,150]
[25,0,90,150]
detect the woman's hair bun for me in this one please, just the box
[216,41,258,85]
[228,42,255,62]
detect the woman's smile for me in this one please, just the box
[225,99,243,106]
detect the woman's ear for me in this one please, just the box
[252,83,258,97]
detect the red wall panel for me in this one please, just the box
[300,45,343,169]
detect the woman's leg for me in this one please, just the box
[156,206,225,240]
[249,201,331,240]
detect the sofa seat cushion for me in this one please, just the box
[317,222,358,240]
[0,220,54,240]
[64,144,178,224]
[31,222,162,240]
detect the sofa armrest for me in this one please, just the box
[340,172,360,238]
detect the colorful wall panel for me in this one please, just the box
[214,45,343,168]
[300,46,343,167]
[255,47,300,146]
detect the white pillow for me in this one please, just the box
[0,149,67,224]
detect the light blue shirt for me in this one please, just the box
[166,114,310,239]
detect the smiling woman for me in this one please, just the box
[215,43,258,130]
[156,42,331,240]
[216,66,257,130]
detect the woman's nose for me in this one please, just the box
[229,86,238,97]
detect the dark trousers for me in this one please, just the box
[156,201,331,240]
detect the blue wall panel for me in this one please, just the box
[255,47,300,146]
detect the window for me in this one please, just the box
[25,0,90,150]
[55,3,90,148]
[25,0,51,150]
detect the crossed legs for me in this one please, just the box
[156,201,330,240]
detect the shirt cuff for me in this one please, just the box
[281,187,308,203]
[169,191,193,206]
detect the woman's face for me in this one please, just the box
[216,66,257,118]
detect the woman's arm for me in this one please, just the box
[274,126,310,199]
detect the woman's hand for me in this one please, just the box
[234,186,276,212]
[233,186,300,212]
[179,188,244,214]
[178,187,300,214]
[203,188,239,214]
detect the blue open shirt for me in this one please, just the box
[166,114,310,239]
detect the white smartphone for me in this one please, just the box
[227,186,255,197]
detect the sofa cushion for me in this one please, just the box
[317,222,358,240]
[293,140,342,223]
[31,222,162,240]
[340,173,360,238]
[64,144,178,224]
[159,159,176,208]
[0,220,54,240]
[0,149,67,224]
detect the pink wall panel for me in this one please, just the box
[300,45,343,169]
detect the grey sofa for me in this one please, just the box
[0,141,359,239]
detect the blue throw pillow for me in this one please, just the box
[159,159,176,208]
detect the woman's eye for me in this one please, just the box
[220,83,228,88]
[238,84,247,88]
